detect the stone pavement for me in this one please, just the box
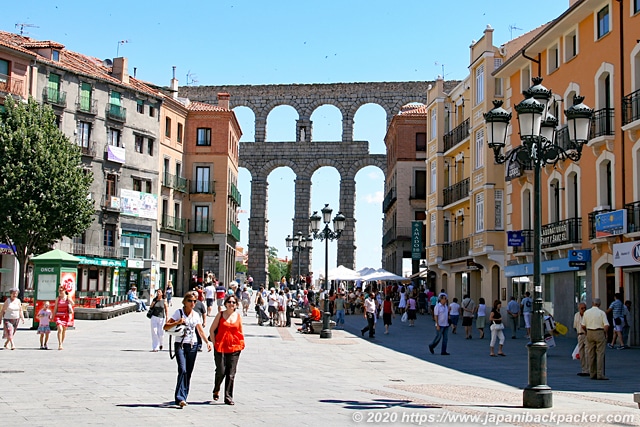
[0,306,638,427]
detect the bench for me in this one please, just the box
[74,302,138,320]
[310,320,336,333]
[634,393,640,408]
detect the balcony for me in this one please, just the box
[382,188,397,213]
[623,89,640,126]
[42,87,67,107]
[382,227,411,247]
[190,180,215,195]
[443,118,470,152]
[106,103,127,122]
[189,219,214,234]
[588,208,613,240]
[161,215,186,233]
[410,185,426,200]
[625,201,640,234]
[229,222,241,241]
[76,95,98,115]
[100,195,121,212]
[57,241,122,259]
[590,107,614,139]
[163,172,188,193]
[541,218,581,248]
[442,238,470,261]
[512,229,534,254]
[0,74,25,96]
[443,178,470,206]
[229,182,242,206]
[78,141,97,158]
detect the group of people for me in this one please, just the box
[1,285,74,351]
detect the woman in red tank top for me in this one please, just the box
[209,294,245,405]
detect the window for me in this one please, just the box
[475,129,484,169]
[133,178,142,192]
[597,5,610,39]
[414,170,426,199]
[195,167,211,193]
[430,109,437,140]
[521,67,531,92]
[106,174,117,197]
[430,213,436,245]
[494,58,503,70]
[121,233,150,258]
[548,44,559,72]
[149,106,155,117]
[429,161,437,194]
[172,247,178,263]
[79,82,92,112]
[52,50,60,61]
[160,244,166,262]
[197,128,211,146]
[107,128,121,147]
[415,132,426,152]
[635,0,640,14]
[475,193,484,233]
[103,225,116,247]
[494,78,503,97]
[564,30,578,61]
[47,73,61,102]
[133,178,151,193]
[165,117,171,138]
[475,64,484,104]
[0,59,9,81]
[145,180,152,193]
[195,206,210,232]
[135,135,143,153]
[77,121,90,148]
[495,190,503,230]
[147,139,154,156]
[136,100,144,114]
[177,123,183,143]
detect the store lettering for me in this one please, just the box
[540,223,568,246]
[40,267,55,272]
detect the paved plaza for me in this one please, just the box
[1,305,639,426]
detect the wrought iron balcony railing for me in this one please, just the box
[229,222,241,241]
[590,107,614,139]
[190,180,215,195]
[410,185,426,200]
[76,95,98,115]
[443,178,470,206]
[623,89,640,126]
[625,201,640,234]
[161,215,186,233]
[162,172,188,193]
[541,218,581,248]
[106,103,127,122]
[443,118,470,152]
[229,182,242,206]
[189,219,214,234]
[382,187,397,213]
[42,87,67,107]
[442,238,470,261]
[78,141,97,158]
[588,209,613,240]
[0,74,25,96]
[57,241,122,259]
[511,229,534,254]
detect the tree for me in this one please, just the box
[0,96,94,298]
[267,246,287,287]
[235,261,247,274]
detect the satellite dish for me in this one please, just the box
[102,58,113,67]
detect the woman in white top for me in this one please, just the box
[476,297,487,339]
[1,288,25,350]
[398,286,407,313]
[164,291,212,407]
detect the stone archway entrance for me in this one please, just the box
[180,82,432,287]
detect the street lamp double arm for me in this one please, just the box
[285,231,312,286]
[309,204,345,339]
[484,77,593,409]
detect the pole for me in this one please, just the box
[320,228,332,338]
[523,142,552,408]
[297,248,302,283]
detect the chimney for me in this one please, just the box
[112,57,129,84]
[217,92,230,110]
[170,66,179,99]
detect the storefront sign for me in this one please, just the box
[595,209,627,237]
[505,157,523,181]
[507,231,523,246]
[411,221,422,260]
[127,259,144,269]
[0,243,15,255]
[540,222,568,246]
[505,258,580,277]
[76,256,126,267]
[568,249,591,267]
[613,241,640,267]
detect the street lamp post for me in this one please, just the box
[285,231,312,288]
[310,204,345,339]
[484,77,593,409]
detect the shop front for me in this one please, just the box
[612,240,640,346]
[121,258,160,303]
[75,256,126,298]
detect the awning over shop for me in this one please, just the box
[76,256,126,268]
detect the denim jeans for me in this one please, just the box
[174,343,198,404]
[430,325,449,354]
[335,309,345,325]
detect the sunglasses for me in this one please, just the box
[226,301,237,305]
[186,299,197,303]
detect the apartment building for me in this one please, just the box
[494,0,640,336]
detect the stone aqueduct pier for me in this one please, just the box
[180,82,431,287]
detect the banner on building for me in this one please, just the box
[120,189,158,220]
[411,221,422,260]
[595,209,627,237]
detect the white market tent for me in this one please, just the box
[327,265,361,281]
[360,268,410,282]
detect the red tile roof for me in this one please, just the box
[399,104,427,115]
[187,100,228,112]
[0,30,160,98]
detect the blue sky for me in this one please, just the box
[3,0,568,277]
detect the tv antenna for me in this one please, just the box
[509,24,523,39]
[435,61,450,79]
[15,23,39,36]
[186,70,198,86]
[116,40,129,57]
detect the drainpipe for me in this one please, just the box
[522,51,542,79]
[617,0,626,207]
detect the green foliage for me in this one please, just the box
[235,261,247,274]
[0,96,94,294]
[267,246,287,287]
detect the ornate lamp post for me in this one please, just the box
[484,77,593,409]
[285,231,312,288]
[309,204,345,339]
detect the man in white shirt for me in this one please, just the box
[461,294,475,339]
[360,293,377,338]
[581,298,610,380]
[428,295,450,355]
[506,296,520,339]
[573,302,589,376]
[204,281,216,317]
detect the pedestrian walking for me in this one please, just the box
[36,301,52,350]
[521,291,533,339]
[573,302,589,376]
[360,293,377,338]
[334,292,346,329]
[407,293,417,327]
[2,288,24,350]
[428,294,450,355]
[461,294,475,339]
[581,298,609,380]
[449,297,460,334]
[606,293,625,349]
[476,298,486,339]
[149,289,168,352]
[382,295,395,334]
[397,287,407,314]
[210,295,245,406]
[164,291,212,407]
[52,285,74,350]
[165,281,173,307]
[489,300,506,357]
[506,296,520,339]
[622,300,632,349]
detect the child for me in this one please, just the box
[37,301,52,350]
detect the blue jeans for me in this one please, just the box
[174,343,198,404]
[335,309,345,325]
[430,325,449,354]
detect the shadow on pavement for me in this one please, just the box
[320,398,439,410]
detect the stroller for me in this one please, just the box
[256,304,269,326]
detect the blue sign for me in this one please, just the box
[568,249,591,263]
[505,258,581,277]
[507,231,524,246]
[595,209,627,237]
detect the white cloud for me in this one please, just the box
[367,170,382,180]
[364,191,384,204]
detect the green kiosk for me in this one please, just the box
[31,249,80,330]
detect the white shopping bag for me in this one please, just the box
[544,334,556,348]
[571,343,580,360]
